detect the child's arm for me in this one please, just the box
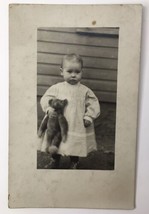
[84,89,100,126]
[40,84,57,113]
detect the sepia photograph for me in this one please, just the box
[9,4,142,209]
[37,27,119,170]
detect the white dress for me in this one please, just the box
[38,81,100,157]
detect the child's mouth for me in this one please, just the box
[68,79,78,84]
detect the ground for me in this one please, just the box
[37,102,116,170]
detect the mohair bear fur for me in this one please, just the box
[38,98,68,154]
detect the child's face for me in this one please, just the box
[60,60,82,85]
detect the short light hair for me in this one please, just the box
[61,53,83,69]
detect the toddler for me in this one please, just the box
[39,53,100,169]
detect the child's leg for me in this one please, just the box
[70,156,79,163]
[70,156,79,169]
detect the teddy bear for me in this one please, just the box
[38,98,68,154]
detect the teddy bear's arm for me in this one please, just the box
[38,114,49,137]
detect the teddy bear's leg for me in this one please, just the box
[41,130,49,152]
[58,115,68,142]
[48,132,62,154]
[52,132,62,148]
[45,129,55,153]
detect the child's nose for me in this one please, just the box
[71,72,76,77]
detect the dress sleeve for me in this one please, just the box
[84,89,100,123]
[40,84,58,113]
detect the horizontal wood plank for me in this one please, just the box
[76,28,119,37]
[38,27,79,33]
[38,27,119,36]
[37,41,118,59]
[37,64,117,81]
[37,75,117,92]
[95,91,116,102]
[37,30,119,48]
[37,53,118,70]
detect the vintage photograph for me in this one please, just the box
[37,27,119,170]
[9,4,142,208]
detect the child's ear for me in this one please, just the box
[49,99,53,106]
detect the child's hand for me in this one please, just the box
[47,109,57,119]
[84,119,92,127]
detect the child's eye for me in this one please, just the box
[75,70,81,74]
[67,70,81,74]
[67,70,73,73]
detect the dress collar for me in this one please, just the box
[64,81,80,87]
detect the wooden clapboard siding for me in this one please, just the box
[37,75,117,92]
[37,30,118,48]
[37,64,117,81]
[37,27,119,107]
[94,91,116,103]
[37,42,118,59]
[38,53,118,70]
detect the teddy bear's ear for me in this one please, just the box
[49,99,53,106]
[63,99,68,106]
